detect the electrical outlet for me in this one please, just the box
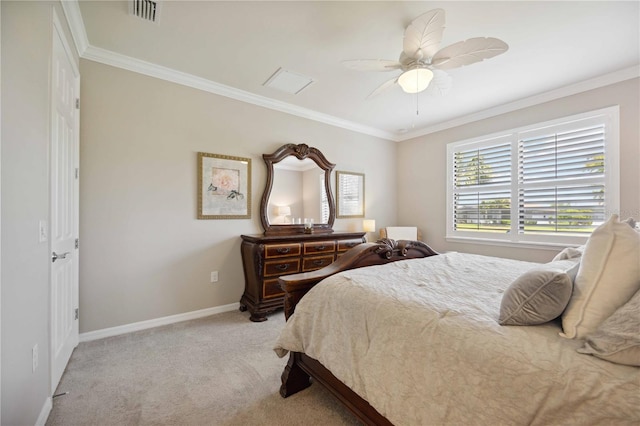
[210,271,219,283]
[32,344,39,372]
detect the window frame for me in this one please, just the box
[320,173,330,223]
[446,106,620,249]
[336,171,365,218]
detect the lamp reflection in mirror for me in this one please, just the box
[397,68,434,93]
[276,205,291,224]
[363,219,376,242]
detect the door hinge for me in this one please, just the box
[75,238,79,249]
[74,308,79,320]
[75,168,79,179]
[75,98,80,109]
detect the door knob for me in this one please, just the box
[52,251,70,263]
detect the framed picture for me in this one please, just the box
[336,171,364,218]
[198,152,251,219]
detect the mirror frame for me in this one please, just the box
[260,143,336,235]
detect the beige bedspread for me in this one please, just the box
[274,252,640,425]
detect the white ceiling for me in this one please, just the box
[74,1,640,141]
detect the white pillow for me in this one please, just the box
[561,215,640,339]
[577,289,640,366]
[552,245,585,261]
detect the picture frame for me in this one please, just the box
[336,171,364,218]
[198,152,251,219]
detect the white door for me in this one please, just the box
[50,14,80,393]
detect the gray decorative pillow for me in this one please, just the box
[499,265,574,326]
[577,289,640,366]
[623,217,637,229]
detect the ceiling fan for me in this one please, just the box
[343,9,508,99]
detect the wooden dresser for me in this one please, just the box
[240,232,366,321]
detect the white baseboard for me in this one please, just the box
[79,303,240,342]
[36,397,52,426]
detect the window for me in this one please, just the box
[336,171,365,218]
[453,139,512,233]
[320,174,329,223]
[447,107,619,247]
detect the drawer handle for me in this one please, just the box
[275,264,290,271]
[314,245,326,250]
[276,247,291,254]
[313,259,327,266]
[345,242,357,247]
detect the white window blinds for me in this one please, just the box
[453,142,512,232]
[320,174,329,223]
[447,107,618,246]
[518,124,606,235]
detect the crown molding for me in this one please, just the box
[60,0,88,56]
[397,65,640,142]
[82,44,397,141]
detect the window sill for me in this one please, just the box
[445,235,586,251]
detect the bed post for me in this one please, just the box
[280,353,311,397]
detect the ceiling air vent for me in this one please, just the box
[130,0,161,24]
[263,68,315,95]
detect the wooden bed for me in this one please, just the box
[275,238,639,425]
[277,239,438,425]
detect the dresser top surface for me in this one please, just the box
[241,231,365,243]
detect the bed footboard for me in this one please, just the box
[277,239,437,425]
[278,238,438,319]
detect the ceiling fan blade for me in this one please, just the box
[367,76,399,99]
[431,37,509,70]
[402,8,446,60]
[342,59,402,72]
[424,69,452,97]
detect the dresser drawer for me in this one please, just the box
[241,232,366,322]
[263,279,285,299]
[302,255,334,272]
[264,243,301,258]
[337,239,363,252]
[303,240,336,255]
[264,258,301,277]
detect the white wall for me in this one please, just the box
[397,78,640,263]
[302,168,323,222]
[267,169,302,223]
[79,59,398,333]
[1,1,78,424]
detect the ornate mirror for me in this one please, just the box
[260,143,335,235]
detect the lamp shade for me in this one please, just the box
[398,68,434,94]
[363,219,376,233]
[277,205,291,216]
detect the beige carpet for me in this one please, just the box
[46,310,360,425]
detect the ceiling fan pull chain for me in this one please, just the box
[416,71,419,115]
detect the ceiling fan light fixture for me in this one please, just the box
[398,68,434,93]
[343,9,508,99]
